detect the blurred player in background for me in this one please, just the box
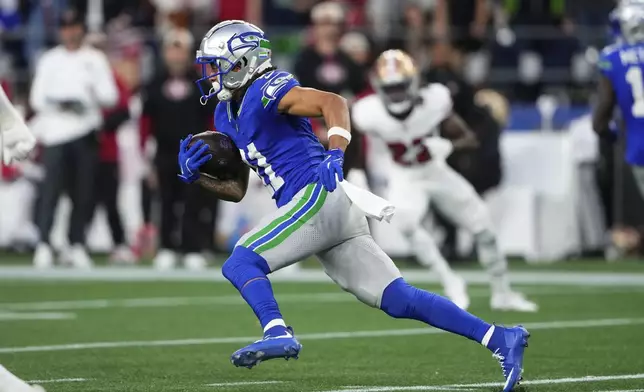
[141,29,218,270]
[0,56,40,392]
[85,32,136,264]
[179,20,529,392]
[0,86,35,165]
[594,1,644,200]
[353,49,537,312]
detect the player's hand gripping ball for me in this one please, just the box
[178,131,244,184]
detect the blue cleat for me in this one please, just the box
[492,325,530,392]
[230,326,302,369]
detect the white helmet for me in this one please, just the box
[618,3,644,44]
[195,20,273,103]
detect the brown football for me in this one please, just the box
[188,131,244,180]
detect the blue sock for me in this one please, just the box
[381,278,493,346]
[222,246,287,337]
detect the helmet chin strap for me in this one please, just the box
[217,88,233,101]
[210,60,274,103]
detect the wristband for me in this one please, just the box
[327,126,351,144]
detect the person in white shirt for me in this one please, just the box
[29,9,118,269]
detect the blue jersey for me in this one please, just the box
[214,70,325,207]
[599,42,644,165]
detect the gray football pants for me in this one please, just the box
[236,182,402,307]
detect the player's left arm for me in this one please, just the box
[178,134,249,203]
[195,166,250,203]
[592,75,617,135]
[277,86,351,152]
[440,112,480,151]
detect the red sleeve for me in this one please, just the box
[356,85,374,100]
[139,82,153,153]
[139,114,152,153]
[115,74,130,111]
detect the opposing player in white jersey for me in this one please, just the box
[0,85,36,164]
[353,50,537,312]
[0,86,41,392]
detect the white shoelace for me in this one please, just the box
[492,349,508,377]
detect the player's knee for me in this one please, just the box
[466,206,494,234]
[380,277,435,319]
[392,211,419,236]
[221,246,271,290]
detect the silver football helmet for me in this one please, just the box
[615,1,644,44]
[195,20,273,103]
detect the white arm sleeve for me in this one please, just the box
[29,54,57,113]
[430,83,454,121]
[0,85,23,129]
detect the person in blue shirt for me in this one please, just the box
[595,2,644,198]
[177,20,529,392]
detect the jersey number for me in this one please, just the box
[240,142,285,193]
[387,138,431,166]
[626,67,644,118]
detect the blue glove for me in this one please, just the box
[178,134,212,184]
[317,148,344,192]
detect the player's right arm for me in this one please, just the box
[277,86,351,153]
[195,165,249,203]
[178,133,249,203]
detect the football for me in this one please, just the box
[188,131,244,180]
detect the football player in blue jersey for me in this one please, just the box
[177,20,530,392]
[595,3,644,198]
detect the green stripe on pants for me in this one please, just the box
[241,184,316,248]
[253,187,328,254]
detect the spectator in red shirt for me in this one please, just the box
[86,33,135,264]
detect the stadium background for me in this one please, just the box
[2,2,644,392]
[0,0,642,263]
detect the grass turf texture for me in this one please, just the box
[0,266,644,391]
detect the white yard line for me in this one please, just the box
[0,312,76,321]
[594,389,644,392]
[1,267,644,286]
[2,286,641,313]
[336,388,470,392]
[326,373,644,392]
[206,381,284,387]
[0,293,352,312]
[449,373,644,388]
[1,317,642,354]
[26,378,88,384]
[594,390,644,392]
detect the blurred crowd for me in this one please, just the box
[1,0,642,267]
[0,0,619,102]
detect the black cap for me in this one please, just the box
[59,9,84,28]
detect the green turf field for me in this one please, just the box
[1,267,644,392]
